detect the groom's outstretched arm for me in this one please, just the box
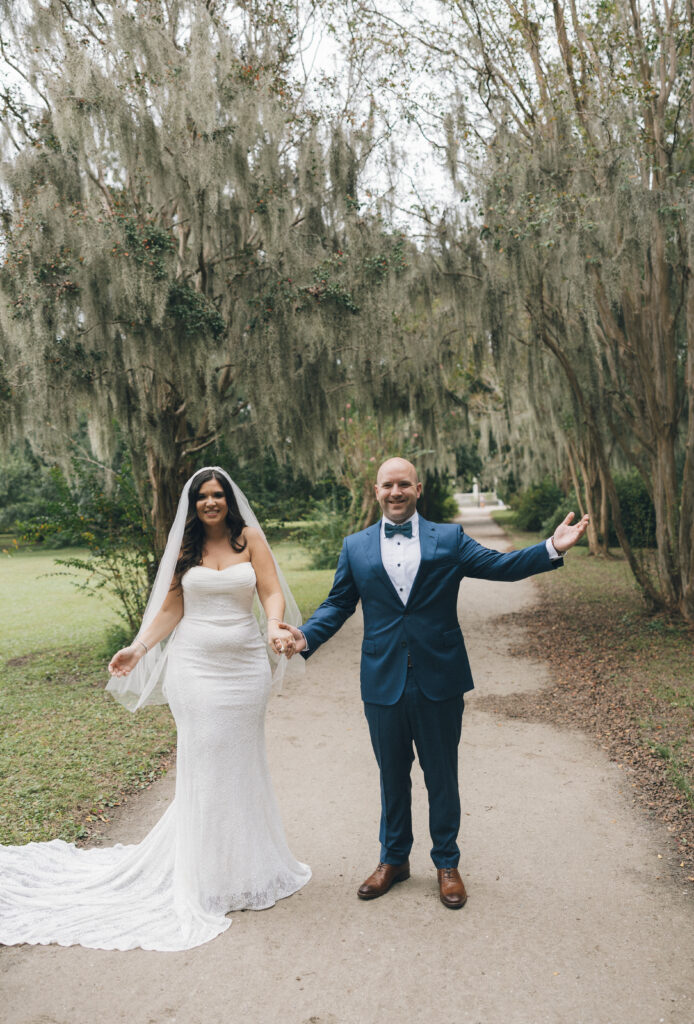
[458,529,561,581]
[457,511,589,580]
[293,540,360,659]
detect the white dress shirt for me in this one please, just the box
[381,511,421,605]
[546,536,562,560]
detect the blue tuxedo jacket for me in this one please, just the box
[300,517,562,706]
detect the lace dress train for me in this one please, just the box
[0,563,311,951]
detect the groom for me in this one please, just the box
[281,458,588,908]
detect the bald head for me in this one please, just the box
[376,457,419,486]
[374,457,422,523]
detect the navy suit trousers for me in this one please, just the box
[363,667,464,868]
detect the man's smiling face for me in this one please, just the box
[374,458,422,523]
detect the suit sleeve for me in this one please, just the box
[457,526,563,581]
[300,540,361,659]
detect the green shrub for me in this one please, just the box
[98,622,133,660]
[417,470,460,522]
[537,473,655,549]
[612,471,656,548]
[0,444,64,535]
[540,493,577,536]
[496,473,517,506]
[295,500,351,570]
[540,491,586,540]
[511,478,563,532]
[454,444,483,491]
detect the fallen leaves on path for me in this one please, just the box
[475,569,694,879]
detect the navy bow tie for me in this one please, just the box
[384,521,413,539]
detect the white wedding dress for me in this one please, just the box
[0,562,311,951]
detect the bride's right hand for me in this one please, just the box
[108,646,143,677]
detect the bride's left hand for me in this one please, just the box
[268,625,295,657]
[108,645,144,677]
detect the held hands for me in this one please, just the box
[108,645,145,677]
[267,622,297,658]
[552,511,590,553]
[111,628,301,672]
[275,623,306,659]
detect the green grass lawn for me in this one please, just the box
[272,541,336,623]
[0,547,122,661]
[0,541,335,845]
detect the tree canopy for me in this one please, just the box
[2,0,693,621]
[0,0,463,547]
[326,0,694,620]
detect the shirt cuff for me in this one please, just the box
[299,628,309,652]
[546,537,562,561]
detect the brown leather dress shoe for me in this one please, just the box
[357,861,410,900]
[437,867,467,909]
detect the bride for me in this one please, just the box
[0,467,311,951]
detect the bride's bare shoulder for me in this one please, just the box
[242,525,265,547]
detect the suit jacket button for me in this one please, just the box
[400,641,407,647]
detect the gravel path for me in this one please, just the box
[2,509,693,1024]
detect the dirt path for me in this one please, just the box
[3,509,693,1024]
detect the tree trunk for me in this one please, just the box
[566,440,600,555]
[681,14,694,624]
[536,319,609,558]
[650,432,681,611]
[575,441,611,557]
[146,445,191,557]
[359,485,379,530]
[680,334,694,622]
[575,453,601,555]
[598,465,610,553]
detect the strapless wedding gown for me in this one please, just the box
[0,563,311,951]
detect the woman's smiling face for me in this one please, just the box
[195,476,228,526]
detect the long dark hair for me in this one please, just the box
[173,470,247,585]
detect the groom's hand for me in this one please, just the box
[277,623,306,658]
[552,511,590,553]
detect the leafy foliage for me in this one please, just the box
[511,479,563,533]
[539,474,656,550]
[18,455,156,633]
[0,0,461,555]
[539,492,583,542]
[417,470,460,523]
[210,442,350,534]
[294,499,353,570]
[454,443,484,492]
[165,283,226,339]
[611,473,657,550]
[0,444,64,535]
[326,0,694,618]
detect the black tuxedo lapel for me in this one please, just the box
[406,518,438,607]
